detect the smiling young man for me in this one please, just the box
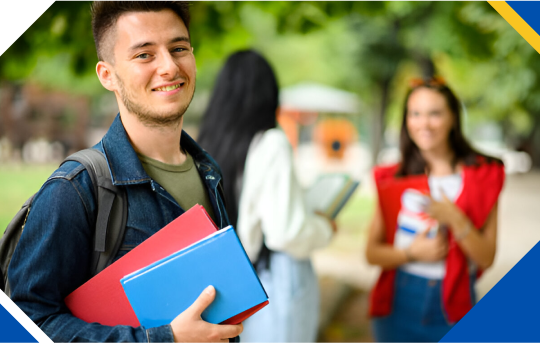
[8,2,243,342]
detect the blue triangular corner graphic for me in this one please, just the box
[0,300,37,342]
[0,290,51,343]
[507,1,540,37]
[441,240,540,342]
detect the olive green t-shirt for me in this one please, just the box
[137,151,217,223]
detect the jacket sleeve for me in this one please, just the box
[237,129,333,261]
[8,166,174,342]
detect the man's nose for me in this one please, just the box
[156,51,179,78]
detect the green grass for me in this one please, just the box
[0,163,376,244]
[327,191,375,253]
[337,193,375,235]
[0,164,58,234]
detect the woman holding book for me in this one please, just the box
[198,50,335,342]
[365,77,504,342]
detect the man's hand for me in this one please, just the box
[170,285,243,342]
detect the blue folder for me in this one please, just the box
[120,226,268,329]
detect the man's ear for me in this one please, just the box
[96,61,116,92]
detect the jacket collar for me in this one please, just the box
[101,114,216,186]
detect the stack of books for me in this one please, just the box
[65,205,268,328]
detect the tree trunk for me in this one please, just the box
[516,113,540,168]
[527,115,540,168]
[418,55,436,79]
[371,77,392,166]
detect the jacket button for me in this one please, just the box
[206,175,215,180]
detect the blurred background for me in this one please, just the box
[1,2,539,341]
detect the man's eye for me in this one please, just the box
[173,47,188,53]
[136,53,149,59]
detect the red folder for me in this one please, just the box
[65,205,218,327]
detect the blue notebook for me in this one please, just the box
[120,226,268,329]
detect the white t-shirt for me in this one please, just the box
[398,173,464,279]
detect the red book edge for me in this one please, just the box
[220,300,269,325]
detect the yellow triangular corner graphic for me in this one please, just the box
[489,1,540,55]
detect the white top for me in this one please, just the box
[237,128,333,262]
[399,173,464,279]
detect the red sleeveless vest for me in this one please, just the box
[369,160,505,323]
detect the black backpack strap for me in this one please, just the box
[62,149,128,276]
[0,194,37,295]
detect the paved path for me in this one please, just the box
[476,170,540,298]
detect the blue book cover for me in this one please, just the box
[120,226,268,329]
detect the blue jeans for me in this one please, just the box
[240,252,319,342]
[371,269,475,342]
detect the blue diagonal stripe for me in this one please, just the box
[507,1,540,36]
[0,301,37,342]
[441,240,540,342]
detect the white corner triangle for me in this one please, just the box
[0,1,55,56]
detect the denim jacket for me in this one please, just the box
[8,115,231,342]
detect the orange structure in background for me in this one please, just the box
[278,107,358,160]
[313,118,357,159]
[277,107,319,150]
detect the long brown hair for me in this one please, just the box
[396,78,501,177]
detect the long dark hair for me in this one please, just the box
[198,50,278,226]
[397,78,501,176]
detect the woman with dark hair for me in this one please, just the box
[198,50,335,342]
[365,78,505,342]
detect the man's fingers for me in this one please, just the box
[211,323,243,340]
[187,285,216,317]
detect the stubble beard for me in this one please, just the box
[116,73,194,129]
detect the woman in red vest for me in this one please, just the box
[366,78,505,342]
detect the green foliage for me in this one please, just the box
[0,2,95,80]
[0,164,57,234]
[1,1,539,151]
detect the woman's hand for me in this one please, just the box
[315,211,338,233]
[407,229,448,262]
[425,190,462,226]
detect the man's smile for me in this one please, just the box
[152,82,184,92]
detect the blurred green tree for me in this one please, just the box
[1,1,538,166]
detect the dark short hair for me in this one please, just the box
[397,78,501,177]
[91,1,190,62]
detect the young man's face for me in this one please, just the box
[107,9,196,126]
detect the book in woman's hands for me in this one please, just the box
[306,174,359,219]
[120,226,269,329]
